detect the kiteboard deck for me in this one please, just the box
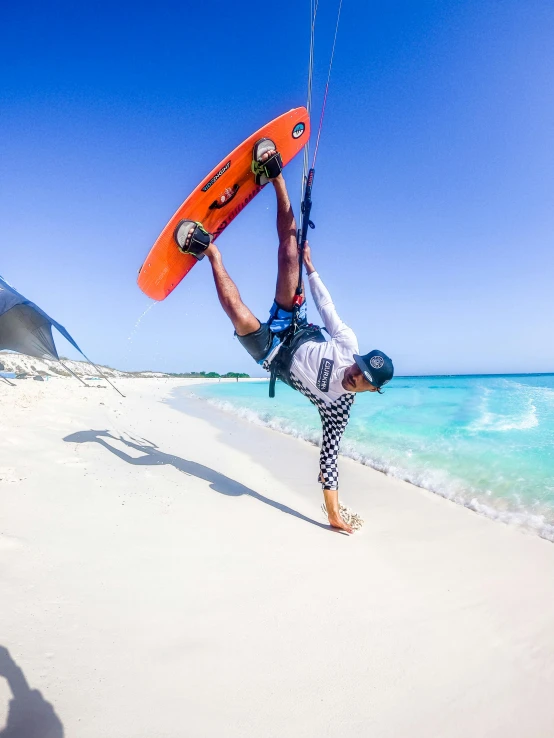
[138,107,310,301]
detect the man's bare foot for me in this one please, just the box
[179,225,217,260]
[259,149,283,184]
[180,226,194,251]
[327,513,353,534]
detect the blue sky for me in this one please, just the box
[1,0,553,376]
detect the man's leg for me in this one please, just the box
[205,244,260,336]
[273,173,301,310]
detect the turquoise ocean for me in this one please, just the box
[177,374,554,541]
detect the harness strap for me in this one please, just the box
[269,360,279,398]
[268,323,326,397]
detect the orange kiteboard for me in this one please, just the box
[137,107,310,300]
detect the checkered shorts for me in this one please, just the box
[289,372,355,490]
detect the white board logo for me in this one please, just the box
[370,356,384,369]
[202,161,231,192]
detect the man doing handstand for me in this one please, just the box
[174,139,394,533]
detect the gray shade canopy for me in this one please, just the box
[0,274,125,397]
[0,275,82,360]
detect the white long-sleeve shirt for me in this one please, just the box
[289,271,359,490]
[291,272,359,403]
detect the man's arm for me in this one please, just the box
[303,243,353,339]
[316,394,354,491]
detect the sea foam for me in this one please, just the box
[179,381,554,543]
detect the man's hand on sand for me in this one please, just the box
[322,486,354,534]
[327,511,353,534]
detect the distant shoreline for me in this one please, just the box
[248,372,554,382]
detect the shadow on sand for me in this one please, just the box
[0,646,64,738]
[63,430,331,531]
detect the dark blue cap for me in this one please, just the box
[353,350,394,390]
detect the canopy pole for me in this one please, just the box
[59,360,90,388]
[83,359,126,398]
[1,376,16,387]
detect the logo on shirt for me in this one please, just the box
[316,358,334,392]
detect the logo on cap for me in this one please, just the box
[370,356,384,369]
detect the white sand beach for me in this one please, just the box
[2,376,554,738]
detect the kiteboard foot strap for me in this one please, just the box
[174,220,213,260]
[251,138,283,186]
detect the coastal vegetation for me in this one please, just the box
[167,371,250,379]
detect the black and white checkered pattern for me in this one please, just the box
[290,372,355,490]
